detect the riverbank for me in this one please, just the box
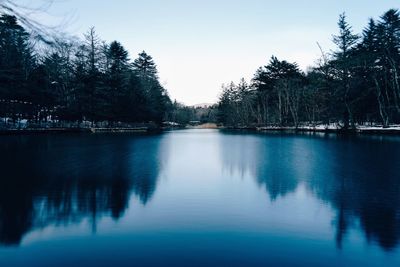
[188,123,219,129]
[254,125,400,135]
[0,126,158,135]
[220,124,400,135]
[3,124,400,135]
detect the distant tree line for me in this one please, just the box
[165,101,218,126]
[0,14,172,127]
[218,9,400,129]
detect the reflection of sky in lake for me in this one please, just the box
[0,130,400,266]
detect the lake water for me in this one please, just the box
[0,129,400,266]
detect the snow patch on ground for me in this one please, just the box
[257,123,400,132]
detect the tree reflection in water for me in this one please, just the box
[220,131,400,251]
[0,134,166,246]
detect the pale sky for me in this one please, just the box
[22,0,400,105]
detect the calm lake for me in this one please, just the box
[0,129,400,266]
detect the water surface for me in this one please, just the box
[0,129,400,266]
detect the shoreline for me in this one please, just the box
[223,126,400,135]
[2,125,400,136]
[0,127,158,135]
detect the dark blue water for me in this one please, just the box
[0,129,400,266]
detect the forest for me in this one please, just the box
[0,13,172,128]
[218,9,400,129]
[2,7,400,130]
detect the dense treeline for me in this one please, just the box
[0,14,172,127]
[218,9,400,129]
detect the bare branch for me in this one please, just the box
[0,0,74,44]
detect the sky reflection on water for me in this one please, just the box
[0,130,399,266]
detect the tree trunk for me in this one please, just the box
[374,76,389,127]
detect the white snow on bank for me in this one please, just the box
[357,125,400,131]
[257,123,400,132]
